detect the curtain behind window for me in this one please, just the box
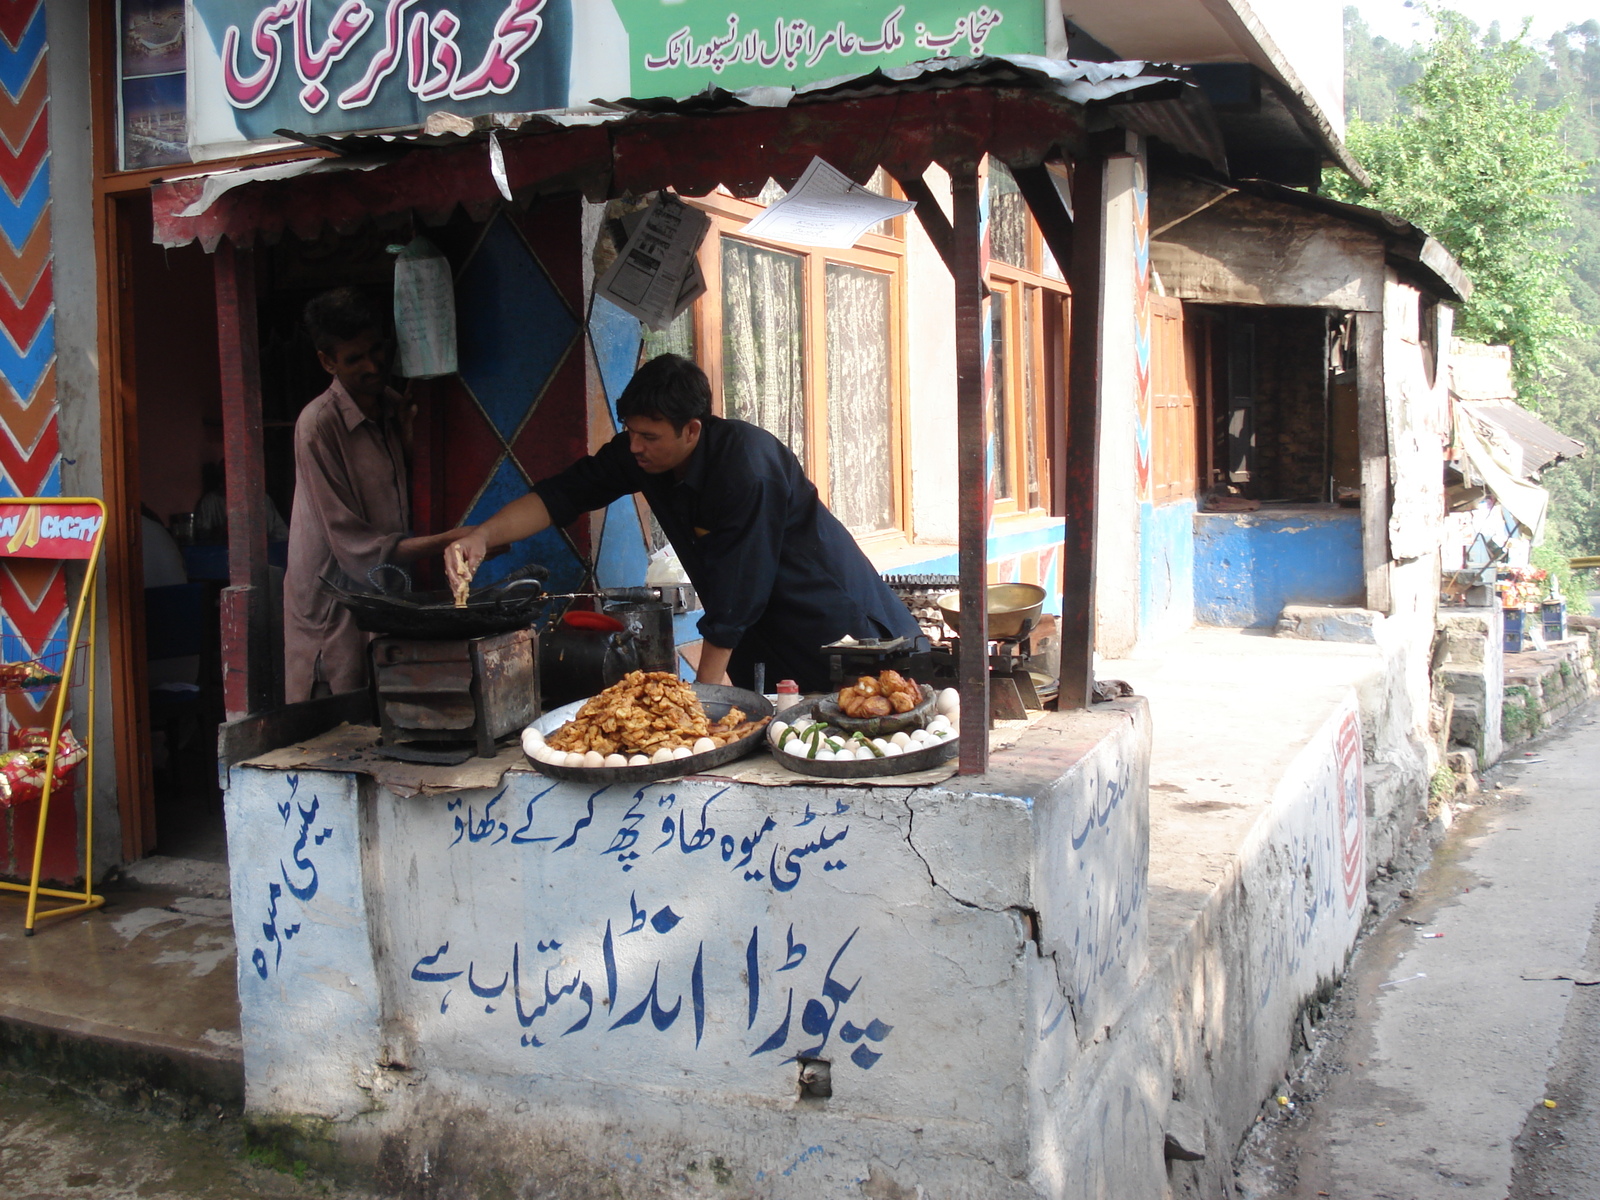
[721,240,805,457]
[826,263,894,534]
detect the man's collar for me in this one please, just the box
[329,379,395,433]
[676,417,714,490]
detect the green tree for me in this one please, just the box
[1342,5,1421,123]
[1326,10,1589,386]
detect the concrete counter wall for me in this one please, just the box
[223,702,1153,1198]
[1195,508,1364,628]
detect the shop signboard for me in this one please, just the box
[185,0,1047,159]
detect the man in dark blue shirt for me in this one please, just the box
[445,354,919,692]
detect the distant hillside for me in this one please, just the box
[1343,6,1600,553]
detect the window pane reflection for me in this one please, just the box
[721,240,806,458]
[826,263,895,534]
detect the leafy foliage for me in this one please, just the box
[1340,8,1600,559]
[1327,10,1588,385]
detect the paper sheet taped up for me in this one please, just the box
[742,157,915,249]
[393,237,457,379]
[596,194,711,331]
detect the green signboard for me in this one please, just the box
[184,1,1050,159]
[620,2,1048,95]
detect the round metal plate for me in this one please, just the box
[766,697,958,779]
[524,683,773,785]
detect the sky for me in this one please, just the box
[1354,0,1600,45]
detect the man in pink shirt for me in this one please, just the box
[283,288,471,701]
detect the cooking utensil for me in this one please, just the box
[322,562,549,639]
[538,620,640,708]
[603,600,677,673]
[937,583,1047,640]
[767,696,958,778]
[814,682,937,737]
[526,683,773,785]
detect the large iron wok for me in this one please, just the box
[322,562,550,639]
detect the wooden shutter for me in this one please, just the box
[1150,295,1198,502]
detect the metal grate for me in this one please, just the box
[882,574,959,642]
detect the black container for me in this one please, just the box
[603,601,677,674]
[539,624,639,708]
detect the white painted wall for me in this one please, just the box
[47,0,120,874]
[1094,151,1145,657]
[904,166,960,546]
[225,704,1152,1197]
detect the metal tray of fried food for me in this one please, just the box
[525,683,773,785]
[768,697,958,779]
[815,681,937,737]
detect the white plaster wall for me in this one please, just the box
[46,0,121,871]
[224,768,387,1118]
[904,165,959,546]
[224,704,1155,1198]
[1373,274,1453,853]
[1094,152,1144,657]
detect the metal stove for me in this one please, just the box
[370,628,538,760]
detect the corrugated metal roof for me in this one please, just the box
[1459,400,1586,477]
[280,54,1226,170]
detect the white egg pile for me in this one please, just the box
[770,687,960,766]
[520,724,709,771]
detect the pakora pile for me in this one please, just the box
[836,669,924,718]
[546,670,767,757]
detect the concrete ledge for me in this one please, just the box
[0,1001,243,1111]
[1277,605,1385,643]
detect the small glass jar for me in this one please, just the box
[774,679,800,711]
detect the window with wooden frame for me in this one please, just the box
[984,160,1069,517]
[667,175,911,542]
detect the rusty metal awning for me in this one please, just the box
[1458,400,1586,477]
[151,55,1223,251]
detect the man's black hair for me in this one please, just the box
[616,353,712,431]
[304,287,383,355]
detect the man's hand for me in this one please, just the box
[445,529,490,598]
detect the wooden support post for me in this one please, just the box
[1355,310,1391,613]
[214,242,274,719]
[951,160,990,774]
[1011,160,1075,275]
[1058,155,1107,710]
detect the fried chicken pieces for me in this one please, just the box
[547,670,768,757]
[836,669,923,718]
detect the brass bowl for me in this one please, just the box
[937,583,1047,640]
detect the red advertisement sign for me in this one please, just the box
[0,503,105,560]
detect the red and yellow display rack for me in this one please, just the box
[0,497,105,933]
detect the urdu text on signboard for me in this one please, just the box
[185,1,1046,158]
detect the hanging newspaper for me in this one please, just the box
[742,157,915,249]
[595,194,710,331]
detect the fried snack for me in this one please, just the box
[546,671,769,757]
[878,669,921,714]
[451,570,471,609]
[836,670,923,718]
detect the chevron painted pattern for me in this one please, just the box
[0,0,70,879]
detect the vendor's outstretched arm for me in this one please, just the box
[445,493,552,592]
[695,641,733,687]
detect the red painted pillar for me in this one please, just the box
[214,242,273,719]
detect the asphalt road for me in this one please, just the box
[1236,702,1600,1199]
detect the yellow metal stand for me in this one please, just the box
[0,497,106,933]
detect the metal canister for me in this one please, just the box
[603,601,677,674]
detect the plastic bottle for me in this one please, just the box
[775,679,800,711]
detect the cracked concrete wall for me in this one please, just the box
[221,704,1153,1198]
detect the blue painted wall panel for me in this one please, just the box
[1194,510,1364,628]
[1138,499,1195,642]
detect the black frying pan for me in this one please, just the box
[322,562,550,639]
